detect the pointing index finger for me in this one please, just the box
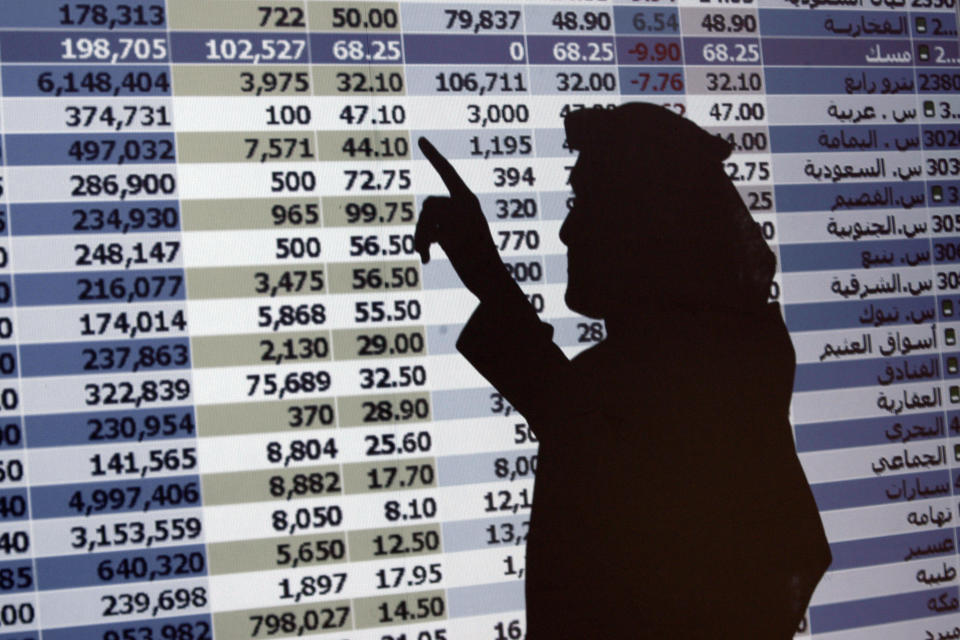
[419,137,470,197]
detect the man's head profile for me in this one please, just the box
[560,102,776,320]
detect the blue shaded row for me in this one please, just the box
[811,468,960,512]
[0,31,957,67]
[9,201,180,236]
[759,10,956,39]
[2,64,959,97]
[0,525,950,616]
[3,124,960,166]
[0,269,185,306]
[796,410,960,452]
[785,296,948,332]
[0,3,955,38]
[0,407,195,450]
[780,239,939,272]
[811,586,960,633]
[0,475,201,520]
[0,544,206,592]
[775,181,958,213]
[772,123,931,154]
[16,338,189,377]
[0,341,191,379]
[794,352,956,392]
[829,528,958,571]
[42,615,210,640]
[764,67,960,94]
[2,133,175,167]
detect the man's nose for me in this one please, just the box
[559,206,578,246]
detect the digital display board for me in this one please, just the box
[0,0,959,637]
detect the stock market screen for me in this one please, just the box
[0,0,959,638]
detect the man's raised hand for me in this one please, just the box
[416,137,510,303]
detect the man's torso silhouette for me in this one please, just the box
[415,103,831,638]
[457,296,829,639]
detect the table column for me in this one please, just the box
[0,32,41,640]
[678,0,781,309]
[0,1,211,637]
[913,6,960,640]
[761,3,957,636]
[165,1,447,637]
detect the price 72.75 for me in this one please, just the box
[344,169,411,191]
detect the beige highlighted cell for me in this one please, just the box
[197,399,336,437]
[679,7,760,37]
[342,457,436,494]
[174,65,311,97]
[186,264,325,299]
[308,2,401,32]
[192,331,332,368]
[327,260,420,294]
[354,590,446,628]
[207,532,347,575]
[684,66,765,95]
[331,326,425,361]
[168,0,308,30]
[177,132,316,164]
[202,463,342,506]
[313,66,404,96]
[316,130,410,162]
[213,599,352,639]
[181,198,321,231]
[336,392,430,427]
[347,523,442,562]
[322,195,414,227]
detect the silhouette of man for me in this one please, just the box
[416,102,831,639]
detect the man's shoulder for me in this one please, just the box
[571,340,608,367]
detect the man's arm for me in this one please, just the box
[456,290,574,431]
[415,137,580,432]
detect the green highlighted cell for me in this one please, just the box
[336,392,430,427]
[186,264,325,299]
[342,457,436,493]
[208,523,440,574]
[354,590,446,628]
[207,532,347,575]
[181,198,321,231]
[197,399,335,437]
[347,523,442,561]
[313,66,405,96]
[202,463,342,506]
[317,130,411,162]
[214,600,352,639]
[192,331,332,368]
[308,2,401,32]
[327,261,420,294]
[332,326,426,361]
[322,195,415,227]
[168,0,308,30]
[174,65,310,97]
[176,132,316,164]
